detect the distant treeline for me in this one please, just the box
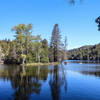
[0,24,67,64]
[68,44,100,62]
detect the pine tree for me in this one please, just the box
[50,24,62,62]
[95,16,100,31]
[64,36,68,60]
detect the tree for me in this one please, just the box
[0,39,11,57]
[12,24,25,55]
[68,0,82,4]
[12,24,33,64]
[95,17,100,62]
[95,16,100,31]
[0,46,4,62]
[21,54,26,64]
[50,24,62,62]
[63,36,68,60]
[41,39,49,63]
[32,35,42,63]
[23,24,33,55]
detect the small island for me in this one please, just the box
[0,24,67,66]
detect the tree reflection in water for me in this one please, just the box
[3,65,49,100]
[11,66,40,100]
[0,64,68,100]
[49,65,67,100]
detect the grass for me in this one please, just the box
[24,62,60,67]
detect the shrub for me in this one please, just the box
[40,57,49,63]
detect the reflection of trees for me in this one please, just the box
[80,71,100,78]
[0,65,48,100]
[49,65,67,100]
[10,67,40,100]
[0,65,68,100]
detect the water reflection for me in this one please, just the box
[49,65,67,100]
[80,70,100,78]
[11,66,38,100]
[1,62,100,100]
[0,65,48,100]
[0,65,68,100]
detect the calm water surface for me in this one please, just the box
[0,61,100,100]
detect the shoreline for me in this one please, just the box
[21,62,60,67]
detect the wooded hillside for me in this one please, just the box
[68,43,100,62]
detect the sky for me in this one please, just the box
[0,0,100,50]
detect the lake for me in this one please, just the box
[0,61,100,100]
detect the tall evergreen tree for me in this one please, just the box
[50,24,62,62]
[63,36,68,60]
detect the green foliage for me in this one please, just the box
[26,54,34,63]
[50,24,63,62]
[68,44,100,62]
[95,16,100,31]
[0,46,4,61]
[21,54,26,59]
[0,23,65,64]
[40,57,49,63]
[41,39,49,63]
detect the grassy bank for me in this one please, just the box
[23,62,60,67]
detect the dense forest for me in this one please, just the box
[0,24,67,64]
[68,43,100,62]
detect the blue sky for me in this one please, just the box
[0,0,100,49]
